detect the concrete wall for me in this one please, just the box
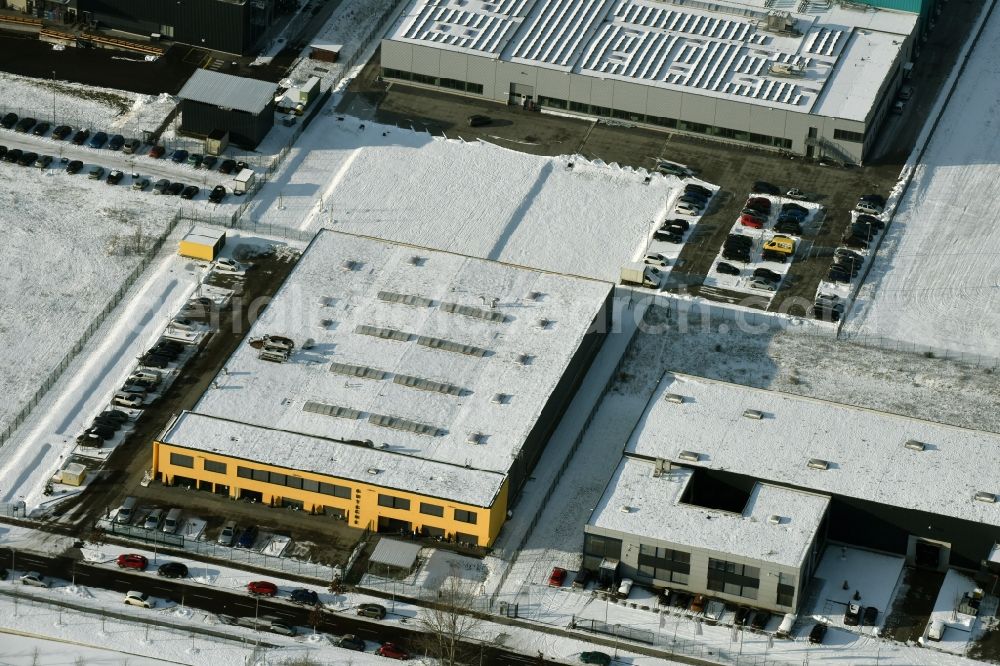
[380,39,892,163]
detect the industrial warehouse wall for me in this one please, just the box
[77,0,267,54]
[381,39,876,163]
[179,99,275,149]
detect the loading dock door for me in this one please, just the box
[509,83,534,105]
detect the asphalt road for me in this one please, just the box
[0,549,549,664]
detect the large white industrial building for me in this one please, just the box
[381,0,918,163]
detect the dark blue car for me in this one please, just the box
[88,131,108,149]
[290,588,319,604]
[236,525,257,549]
[171,149,189,163]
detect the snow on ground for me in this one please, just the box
[0,71,176,136]
[842,3,1000,362]
[925,569,987,656]
[803,546,904,635]
[0,161,177,436]
[243,115,681,283]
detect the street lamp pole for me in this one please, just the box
[51,71,56,125]
[614,624,620,658]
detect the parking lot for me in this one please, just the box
[340,0,978,313]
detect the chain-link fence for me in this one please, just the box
[0,212,182,448]
[835,334,999,369]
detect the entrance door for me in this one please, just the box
[915,540,942,569]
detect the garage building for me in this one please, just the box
[380,0,918,164]
[177,70,277,149]
[178,226,226,261]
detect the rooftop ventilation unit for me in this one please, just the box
[652,458,667,478]
[664,393,685,404]
[517,354,535,366]
[377,291,433,308]
[441,301,507,323]
[409,256,427,266]
[355,324,412,342]
[467,432,487,445]
[492,393,512,405]
[416,335,490,357]
[768,514,782,525]
[329,362,389,381]
[341,260,361,271]
[393,373,467,397]
[974,491,997,504]
[619,505,633,513]
[678,450,700,462]
[538,318,554,329]
[743,409,764,420]
[904,439,926,451]
[366,467,381,475]
[303,401,362,420]
[807,458,830,470]
[528,291,545,301]
[368,413,444,437]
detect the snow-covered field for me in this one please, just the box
[842,5,1000,362]
[243,115,681,283]
[0,71,176,137]
[0,162,178,435]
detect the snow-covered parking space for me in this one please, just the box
[923,569,992,655]
[842,5,1000,362]
[244,115,684,283]
[703,193,824,301]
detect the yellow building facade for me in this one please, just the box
[152,439,509,547]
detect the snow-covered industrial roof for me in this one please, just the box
[161,411,507,507]
[589,458,828,568]
[177,70,277,114]
[182,226,226,246]
[192,230,612,482]
[388,0,915,121]
[627,374,1000,528]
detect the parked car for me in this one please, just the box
[202,155,218,169]
[0,112,17,129]
[123,591,154,608]
[153,179,170,194]
[107,134,125,151]
[187,153,203,168]
[338,634,366,651]
[716,262,741,276]
[117,553,149,571]
[774,221,802,235]
[106,169,124,185]
[269,622,297,636]
[745,197,772,214]
[644,253,668,267]
[740,214,765,229]
[467,114,492,127]
[572,568,592,589]
[0,145,6,160]
[157,562,189,579]
[166,182,185,196]
[357,603,387,619]
[617,577,634,598]
[112,393,144,408]
[753,268,781,283]
[674,201,702,216]
[3,148,21,163]
[143,508,164,530]
[88,131,108,149]
[20,571,47,587]
[855,200,883,215]
[722,247,751,262]
[579,652,612,665]
[71,129,91,145]
[685,183,712,197]
[208,185,227,204]
[291,588,319,604]
[218,520,237,546]
[752,180,780,195]
[31,121,51,136]
[856,213,885,230]
[170,149,189,163]
[844,602,862,626]
[785,188,808,200]
[17,151,38,167]
[219,159,237,174]
[548,567,568,587]
[122,138,141,154]
[237,525,258,549]
[132,178,150,191]
[52,124,72,140]
[654,229,683,243]
[782,202,808,214]
[679,193,708,207]
[749,277,777,292]
[827,266,853,283]
[148,145,165,159]
[88,166,105,180]
[664,217,690,231]
[375,642,409,660]
[34,155,52,169]
[858,193,886,207]
[247,580,278,597]
[180,185,200,199]
[808,622,828,644]
[14,116,37,133]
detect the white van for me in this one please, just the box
[161,508,182,534]
[116,496,137,524]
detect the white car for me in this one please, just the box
[855,201,883,215]
[124,591,154,608]
[20,571,46,587]
[112,393,144,409]
[644,253,668,267]
[674,202,702,216]
[215,258,244,273]
[617,578,634,599]
[785,189,808,200]
[748,277,778,292]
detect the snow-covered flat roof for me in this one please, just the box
[192,230,611,482]
[627,374,1000,528]
[162,411,507,507]
[182,226,225,245]
[589,458,828,568]
[389,0,914,121]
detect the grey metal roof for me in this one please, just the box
[177,70,277,114]
[369,538,422,571]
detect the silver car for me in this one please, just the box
[20,571,46,587]
[218,520,237,546]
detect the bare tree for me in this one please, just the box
[416,578,484,666]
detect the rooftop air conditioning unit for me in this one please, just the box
[904,439,926,451]
[366,467,381,475]
[619,505,633,513]
[807,458,830,470]
[743,409,764,420]
[768,515,782,525]
[678,450,700,462]
[974,491,997,504]
[664,393,684,404]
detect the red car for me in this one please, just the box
[740,214,765,228]
[548,567,567,587]
[116,553,148,571]
[247,580,278,596]
[745,197,772,213]
[376,642,409,660]
[148,145,165,159]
